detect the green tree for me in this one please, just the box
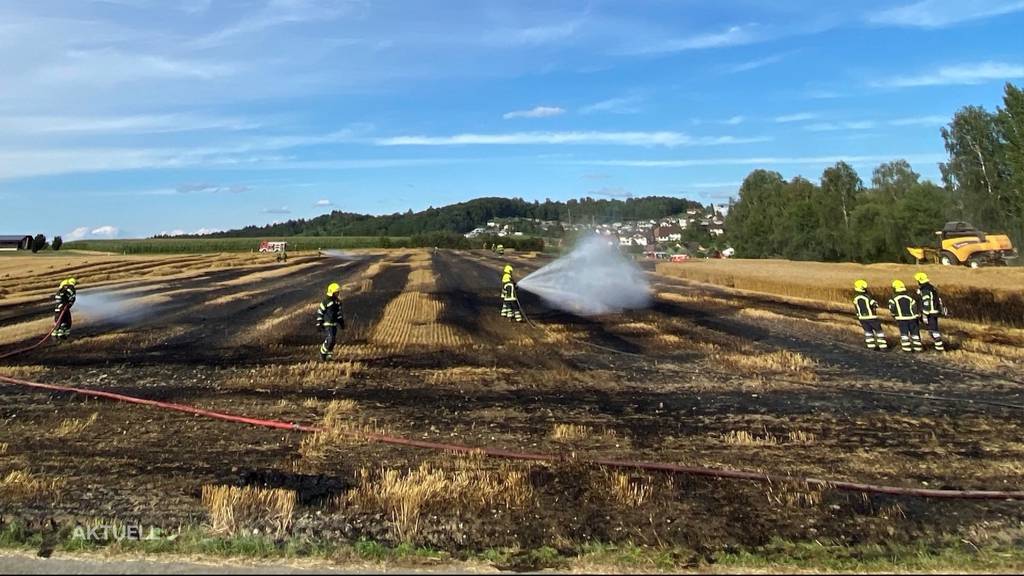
[51,236,63,251]
[31,234,47,253]
[725,170,787,258]
[995,82,1024,246]
[818,161,863,260]
[940,106,1007,230]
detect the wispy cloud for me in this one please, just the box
[620,24,761,55]
[567,153,945,168]
[774,112,820,123]
[888,115,949,126]
[579,95,644,115]
[176,183,251,194]
[315,199,333,207]
[191,0,360,48]
[0,113,260,135]
[35,49,236,84]
[262,206,291,214]
[503,106,566,119]
[872,61,1024,88]
[868,0,1024,28]
[722,52,790,74]
[804,121,876,132]
[723,116,745,126]
[375,131,770,147]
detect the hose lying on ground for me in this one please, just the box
[0,307,67,361]
[1,373,1023,501]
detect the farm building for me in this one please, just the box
[0,235,32,251]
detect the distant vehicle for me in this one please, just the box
[670,254,690,263]
[259,241,288,253]
[906,221,1017,268]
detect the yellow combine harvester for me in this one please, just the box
[907,221,1017,268]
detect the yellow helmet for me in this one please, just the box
[502,273,512,284]
[503,265,513,274]
[914,272,930,284]
[892,280,907,292]
[67,278,77,286]
[854,279,868,292]
[326,282,341,296]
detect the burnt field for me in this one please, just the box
[1,249,1023,570]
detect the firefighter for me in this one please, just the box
[888,280,923,353]
[501,273,523,322]
[316,282,345,361]
[501,264,514,286]
[498,265,514,318]
[915,272,947,352]
[52,277,77,341]
[853,280,888,351]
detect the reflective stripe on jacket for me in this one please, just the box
[316,297,343,326]
[54,286,76,312]
[853,293,879,320]
[888,293,917,321]
[502,282,517,302]
[918,284,942,316]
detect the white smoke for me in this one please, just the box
[74,290,156,326]
[518,235,651,316]
[321,250,363,260]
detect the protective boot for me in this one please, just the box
[863,331,877,350]
[874,331,888,350]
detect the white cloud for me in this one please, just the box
[194,228,222,235]
[579,96,644,115]
[568,153,945,168]
[804,121,876,132]
[503,106,566,119]
[262,206,291,214]
[374,131,769,147]
[0,114,260,135]
[315,199,333,206]
[35,49,236,85]
[621,24,760,55]
[190,0,359,48]
[722,52,789,74]
[177,183,251,194]
[723,116,745,126]
[872,61,1024,88]
[67,225,119,240]
[775,112,820,123]
[868,0,1024,28]
[888,115,949,126]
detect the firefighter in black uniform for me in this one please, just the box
[852,280,888,350]
[888,280,923,353]
[52,277,77,341]
[316,282,345,361]
[501,273,523,322]
[915,272,946,352]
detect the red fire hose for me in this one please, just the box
[3,303,1024,501]
[0,306,67,361]
[1,373,1023,501]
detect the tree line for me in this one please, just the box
[727,83,1024,263]
[212,196,705,238]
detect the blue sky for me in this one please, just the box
[1,0,1022,239]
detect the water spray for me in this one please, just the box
[518,235,651,316]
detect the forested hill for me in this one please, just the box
[211,196,705,237]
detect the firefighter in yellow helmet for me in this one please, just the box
[52,277,78,341]
[852,280,887,351]
[315,282,345,361]
[502,264,514,285]
[501,272,523,322]
[914,272,947,352]
[888,280,923,353]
